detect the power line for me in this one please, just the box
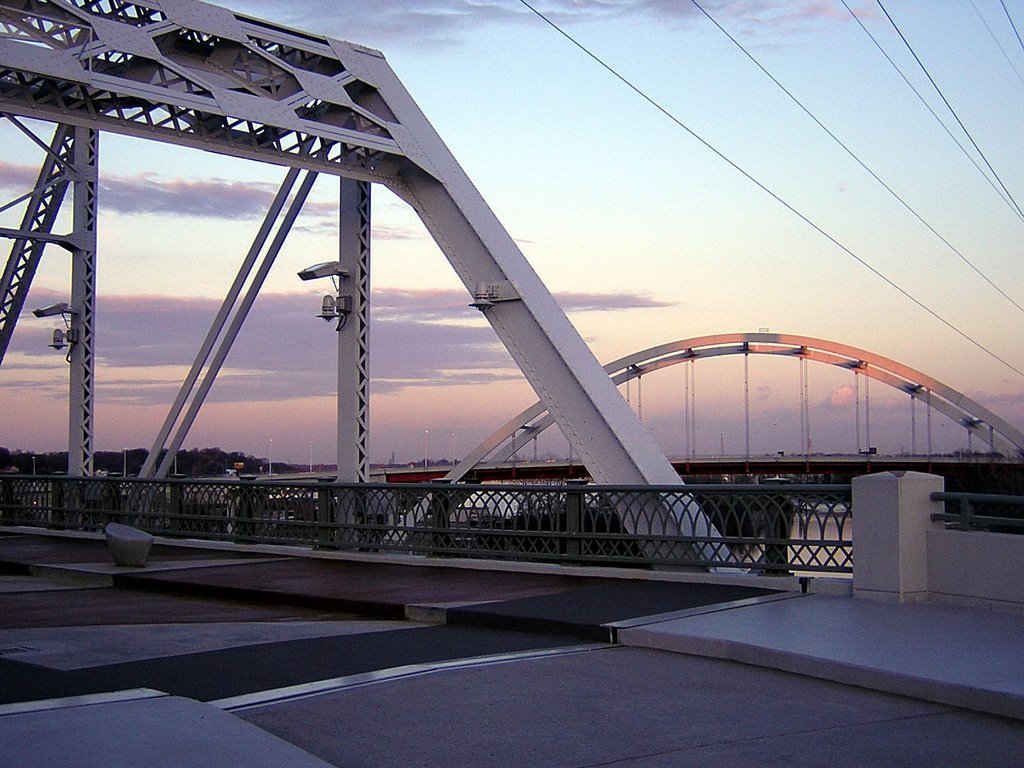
[875,0,1024,220]
[969,0,1024,89]
[842,0,1023,222]
[515,0,1024,378]
[999,0,1024,57]
[688,0,1024,316]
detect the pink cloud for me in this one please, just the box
[0,160,40,190]
[828,383,855,408]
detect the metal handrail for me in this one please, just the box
[0,476,853,574]
[930,491,1024,532]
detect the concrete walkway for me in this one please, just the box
[615,592,1024,720]
[3,529,1024,767]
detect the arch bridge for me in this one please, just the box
[445,333,1024,483]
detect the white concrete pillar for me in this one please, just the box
[851,471,944,602]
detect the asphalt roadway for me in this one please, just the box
[2,529,1024,767]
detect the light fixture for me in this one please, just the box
[49,328,67,350]
[33,301,78,357]
[299,262,352,330]
[468,280,520,312]
[298,262,348,282]
[33,301,73,318]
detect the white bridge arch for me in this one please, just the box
[446,332,1024,481]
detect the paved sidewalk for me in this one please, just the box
[615,592,1024,721]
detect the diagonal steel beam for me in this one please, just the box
[154,171,318,478]
[0,120,73,365]
[140,167,302,478]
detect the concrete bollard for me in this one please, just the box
[851,471,944,603]
[105,522,154,567]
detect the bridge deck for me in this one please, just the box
[4,529,1024,766]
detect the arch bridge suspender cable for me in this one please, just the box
[446,332,1024,482]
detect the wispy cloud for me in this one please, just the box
[9,285,671,404]
[0,160,39,191]
[223,0,852,47]
[557,291,674,312]
[0,161,426,239]
[100,172,281,219]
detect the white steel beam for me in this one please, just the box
[67,125,97,476]
[336,177,370,483]
[141,167,303,478]
[155,171,318,477]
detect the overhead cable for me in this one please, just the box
[875,0,1024,220]
[515,0,1024,378]
[999,0,1024,57]
[690,0,1024,316]
[969,0,1024,89]
[843,0,1023,221]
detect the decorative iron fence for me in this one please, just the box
[0,476,853,574]
[930,491,1024,534]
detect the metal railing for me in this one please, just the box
[930,491,1024,533]
[0,476,853,574]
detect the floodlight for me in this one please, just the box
[49,329,67,350]
[33,302,72,318]
[298,262,349,281]
[317,294,338,322]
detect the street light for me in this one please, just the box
[268,438,273,476]
[298,262,351,329]
[32,302,72,318]
[32,301,78,352]
[299,261,357,483]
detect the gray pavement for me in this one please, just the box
[616,592,1024,720]
[237,646,1024,768]
[3,529,1024,767]
[0,691,336,768]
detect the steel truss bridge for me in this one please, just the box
[0,0,682,491]
[1,1,1021,513]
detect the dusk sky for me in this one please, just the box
[2,0,1023,466]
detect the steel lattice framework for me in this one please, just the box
[448,332,1024,481]
[0,0,685,494]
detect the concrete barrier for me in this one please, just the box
[927,527,1024,610]
[852,471,1024,610]
[851,471,943,603]
[105,522,153,567]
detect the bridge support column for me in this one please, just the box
[851,471,944,602]
[67,127,98,476]
[336,178,370,483]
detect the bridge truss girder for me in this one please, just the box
[448,332,1024,481]
[0,0,682,487]
[0,119,73,365]
[0,118,97,475]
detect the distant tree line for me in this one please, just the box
[0,446,292,477]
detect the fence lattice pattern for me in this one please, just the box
[0,477,853,574]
